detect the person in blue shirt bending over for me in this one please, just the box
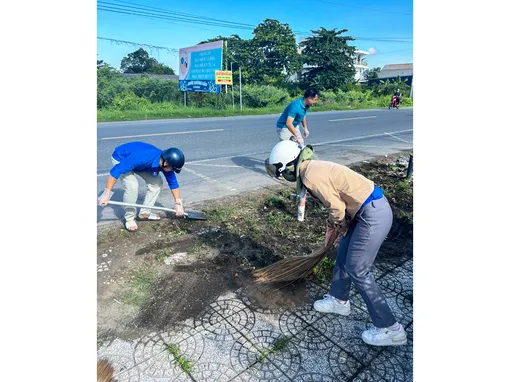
[276,87,320,147]
[98,142,186,232]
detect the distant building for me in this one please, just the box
[366,63,413,98]
[378,63,413,79]
[353,50,369,82]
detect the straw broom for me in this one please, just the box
[252,231,338,284]
[97,359,115,382]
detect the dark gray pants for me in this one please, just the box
[330,196,396,328]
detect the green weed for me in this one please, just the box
[165,343,193,374]
[119,266,157,307]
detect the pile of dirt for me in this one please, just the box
[97,151,413,346]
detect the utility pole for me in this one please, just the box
[225,40,228,94]
[231,62,234,109]
[239,66,243,111]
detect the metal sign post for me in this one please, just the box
[239,66,242,111]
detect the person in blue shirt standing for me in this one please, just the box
[98,142,186,232]
[276,88,320,146]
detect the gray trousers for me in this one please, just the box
[112,157,163,221]
[276,125,302,141]
[330,196,397,328]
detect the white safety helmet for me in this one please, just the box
[265,140,302,180]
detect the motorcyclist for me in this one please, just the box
[393,89,402,106]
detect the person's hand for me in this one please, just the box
[174,198,184,217]
[296,134,304,146]
[325,223,339,246]
[335,227,348,246]
[303,127,309,138]
[325,222,348,247]
[98,189,112,207]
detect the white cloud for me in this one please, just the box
[368,47,379,55]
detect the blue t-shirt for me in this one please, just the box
[276,98,309,129]
[110,142,179,190]
[361,185,384,207]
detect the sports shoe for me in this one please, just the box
[362,324,407,346]
[313,294,351,316]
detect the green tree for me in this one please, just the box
[365,67,381,80]
[148,62,175,74]
[199,34,261,85]
[120,48,175,74]
[97,59,112,69]
[200,20,302,85]
[299,28,356,90]
[250,19,302,84]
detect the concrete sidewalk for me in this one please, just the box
[97,254,413,381]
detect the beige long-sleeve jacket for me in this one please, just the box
[299,160,375,228]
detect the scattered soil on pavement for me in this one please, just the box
[97,151,413,347]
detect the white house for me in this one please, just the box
[353,50,369,82]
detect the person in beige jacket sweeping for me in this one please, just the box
[265,140,407,346]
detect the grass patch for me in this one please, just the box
[190,243,209,254]
[249,336,290,368]
[165,343,193,374]
[97,104,285,122]
[97,99,413,122]
[313,258,336,285]
[119,266,158,307]
[166,227,187,239]
[97,227,120,244]
[266,210,293,236]
[156,248,171,263]
[205,206,238,223]
[264,194,286,209]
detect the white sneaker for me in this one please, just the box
[313,294,351,316]
[362,324,407,346]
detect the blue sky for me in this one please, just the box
[97,0,413,72]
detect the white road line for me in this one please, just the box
[101,128,224,140]
[97,129,413,177]
[384,132,410,143]
[328,116,377,122]
[313,129,413,147]
[187,163,244,168]
[181,167,238,192]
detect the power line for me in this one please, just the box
[97,2,413,43]
[102,0,255,28]
[97,3,254,30]
[97,36,178,54]
[97,36,412,61]
[314,0,412,16]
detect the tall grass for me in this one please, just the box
[97,97,412,122]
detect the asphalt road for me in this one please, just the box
[97,107,413,224]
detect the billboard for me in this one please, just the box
[179,40,223,93]
[215,70,232,85]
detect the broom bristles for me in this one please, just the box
[97,359,115,382]
[252,234,337,284]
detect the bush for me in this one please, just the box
[129,77,181,104]
[316,90,337,106]
[368,78,411,97]
[97,68,129,109]
[110,92,150,111]
[97,69,181,109]
[241,85,291,108]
